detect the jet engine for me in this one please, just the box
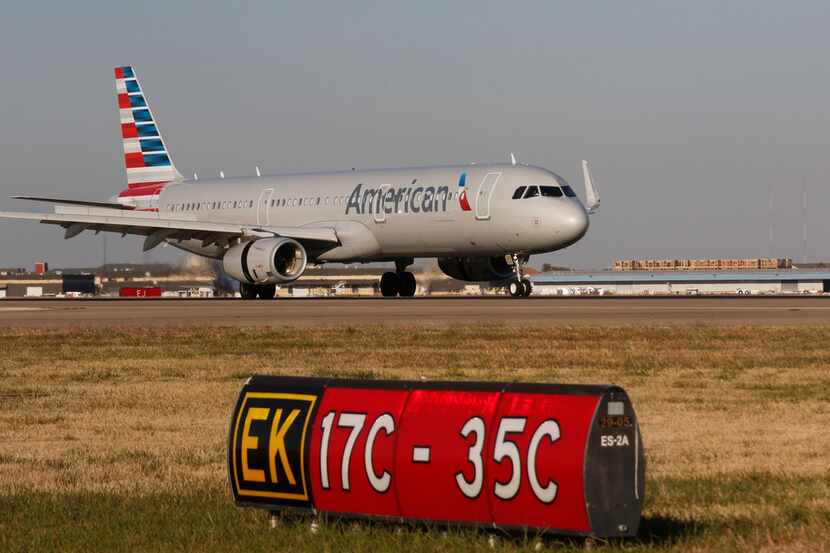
[222,237,307,284]
[437,256,515,282]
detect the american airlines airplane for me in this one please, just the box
[0,66,600,299]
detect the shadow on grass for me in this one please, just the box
[318,513,709,550]
[635,514,706,545]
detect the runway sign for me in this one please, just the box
[228,376,645,537]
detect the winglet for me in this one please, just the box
[582,160,600,214]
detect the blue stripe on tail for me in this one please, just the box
[142,153,171,167]
[136,123,158,137]
[139,139,164,152]
[132,109,152,122]
[128,95,147,108]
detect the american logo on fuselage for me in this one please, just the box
[230,391,317,504]
[345,183,451,215]
[457,172,472,211]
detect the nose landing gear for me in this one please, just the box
[507,253,533,298]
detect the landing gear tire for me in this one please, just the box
[240,282,258,300]
[257,284,276,300]
[398,272,417,297]
[507,252,533,298]
[380,272,400,297]
[521,278,533,297]
[508,280,524,298]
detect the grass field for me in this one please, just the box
[0,324,828,552]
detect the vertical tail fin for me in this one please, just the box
[114,66,182,188]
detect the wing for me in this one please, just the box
[0,208,339,252]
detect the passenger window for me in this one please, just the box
[512,186,526,199]
[562,185,577,197]
[523,186,540,199]
[540,186,563,198]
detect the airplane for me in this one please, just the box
[0,66,600,299]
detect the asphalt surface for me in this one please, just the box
[2,296,830,327]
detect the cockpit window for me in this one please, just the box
[523,186,540,199]
[562,185,577,197]
[540,186,563,198]
[512,186,526,199]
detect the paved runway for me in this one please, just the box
[2,296,830,327]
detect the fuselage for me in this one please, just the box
[147,163,589,262]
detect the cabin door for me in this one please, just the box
[257,188,274,226]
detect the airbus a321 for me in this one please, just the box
[0,66,601,298]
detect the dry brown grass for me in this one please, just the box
[0,324,828,551]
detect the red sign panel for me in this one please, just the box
[395,389,500,523]
[229,377,645,538]
[309,387,407,516]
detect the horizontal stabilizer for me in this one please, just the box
[11,196,134,210]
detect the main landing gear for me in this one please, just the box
[380,258,417,297]
[507,253,533,298]
[240,282,276,300]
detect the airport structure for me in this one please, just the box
[613,257,792,271]
[4,259,830,298]
[531,270,830,296]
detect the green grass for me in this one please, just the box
[2,472,827,552]
[1,324,830,551]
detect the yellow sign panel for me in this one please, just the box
[231,392,317,502]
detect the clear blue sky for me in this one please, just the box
[1,1,829,269]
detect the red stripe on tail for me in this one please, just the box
[127,180,170,189]
[124,152,145,168]
[121,123,138,138]
[118,183,167,198]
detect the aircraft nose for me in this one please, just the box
[559,202,589,243]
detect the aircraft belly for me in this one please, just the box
[314,221,381,262]
[167,239,224,259]
[371,215,504,257]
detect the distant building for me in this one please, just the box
[63,274,96,295]
[613,258,792,271]
[532,270,830,296]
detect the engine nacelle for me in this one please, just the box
[222,238,307,284]
[437,256,515,282]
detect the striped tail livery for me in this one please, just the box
[115,66,182,207]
